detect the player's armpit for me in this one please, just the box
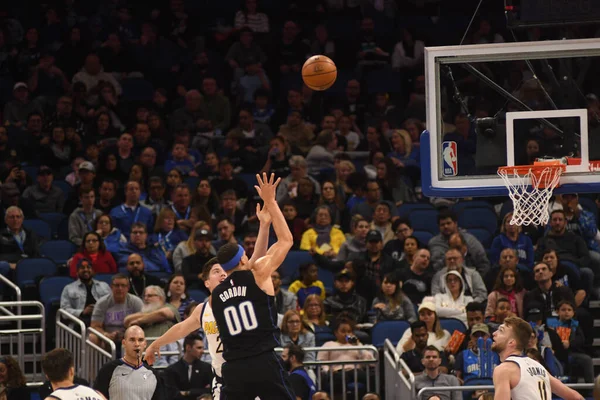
[493,364,513,400]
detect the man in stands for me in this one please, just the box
[272,269,298,324]
[141,176,171,217]
[211,158,248,199]
[431,248,488,303]
[213,216,238,251]
[281,344,316,400]
[323,269,367,323]
[351,180,382,222]
[68,187,99,246]
[215,189,246,234]
[95,179,120,214]
[397,248,433,305]
[414,346,461,400]
[401,321,449,374]
[0,206,42,266]
[122,253,164,298]
[63,161,97,214]
[163,334,213,399]
[116,222,171,272]
[110,181,154,238]
[429,209,490,275]
[171,183,196,232]
[181,229,213,289]
[22,165,64,213]
[60,258,111,326]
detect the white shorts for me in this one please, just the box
[212,376,223,400]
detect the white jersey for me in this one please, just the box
[47,384,104,400]
[200,300,224,378]
[506,355,552,400]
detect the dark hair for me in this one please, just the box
[183,301,199,318]
[201,257,220,281]
[315,130,335,147]
[437,209,457,224]
[298,262,316,279]
[403,235,421,248]
[493,265,523,292]
[80,231,106,253]
[556,299,575,311]
[41,348,73,382]
[254,88,270,100]
[410,320,427,333]
[333,152,351,162]
[130,221,147,233]
[78,186,95,197]
[422,345,441,356]
[148,176,164,186]
[166,273,189,301]
[542,248,558,260]
[215,215,234,227]
[183,333,203,349]
[347,172,368,192]
[466,302,484,314]
[285,343,305,364]
[496,298,510,307]
[550,209,566,218]
[0,356,26,388]
[93,213,114,232]
[111,273,129,285]
[217,243,242,268]
[221,189,237,199]
[332,314,356,333]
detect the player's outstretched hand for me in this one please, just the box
[255,172,281,203]
[256,202,272,225]
[143,343,160,365]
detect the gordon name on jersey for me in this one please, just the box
[217,285,247,302]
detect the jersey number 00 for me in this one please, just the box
[223,301,258,336]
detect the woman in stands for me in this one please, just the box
[371,273,416,322]
[318,180,345,227]
[485,265,525,319]
[300,206,345,258]
[165,167,184,201]
[149,208,189,265]
[0,356,28,400]
[192,178,220,217]
[280,310,316,362]
[41,125,74,170]
[172,221,214,272]
[334,160,355,202]
[397,236,420,269]
[69,231,117,278]
[489,212,534,269]
[395,300,451,355]
[337,216,369,262]
[387,129,420,169]
[434,271,473,325]
[97,152,126,184]
[94,213,126,254]
[376,158,416,206]
[302,294,334,346]
[165,273,192,321]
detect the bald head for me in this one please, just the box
[122,325,146,363]
[124,325,144,339]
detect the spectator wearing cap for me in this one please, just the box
[0,182,37,230]
[434,270,473,325]
[69,231,117,278]
[396,300,451,355]
[279,110,315,154]
[0,206,43,265]
[68,186,100,246]
[300,206,345,258]
[109,181,154,238]
[115,222,171,273]
[323,269,368,323]
[60,257,111,326]
[455,323,500,384]
[21,165,65,213]
[2,82,42,127]
[211,158,249,199]
[181,229,214,289]
[306,131,337,175]
[431,248,488,303]
[276,155,321,203]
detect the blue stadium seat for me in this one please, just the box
[397,202,435,219]
[466,228,493,248]
[319,268,335,296]
[16,258,57,288]
[237,173,259,191]
[121,78,154,102]
[452,200,496,214]
[578,196,598,221]
[184,176,200,190]
[147,271,171,284]
[38,212,68,239]
[94,274,114,286]
[39,276,73,312]
[457,208,498,240]
[499,200,514,222]
[39,240,77,265]
[412,230,434,246]
[23,219,52,240]
[371,320,410,347]
[0,262,11,294]
[408,209,439,235]
[57,217,70,240]
[21,165,38,180]
[280,251,314,284]
[440,318,467,334]
[314,325,335,346]
[53,180,73,197]
[188,289,208,303]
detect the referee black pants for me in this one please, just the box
[221,351,296,400]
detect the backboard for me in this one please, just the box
[421,38,600,198]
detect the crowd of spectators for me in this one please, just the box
[1,0,599,399]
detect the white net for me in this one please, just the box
[497,166,564,226]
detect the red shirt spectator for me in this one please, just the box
[69,231,117,278]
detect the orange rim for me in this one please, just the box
[498,164,565,189]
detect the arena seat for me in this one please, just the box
[184,176,200,190]
[280,251,314,284]
[397,202,435,219]
[408,209,439,236]
[39,276,74,314]
[94,274,114,286]
[440,318,467,334]
[412,230,434,246]
[39,240,78,266]
[23,219,52,240]
[16,258,57,288]
[188,289,208,303]
[53,180,73,197]
[319,268,335,295]
[452,200,496,214]
[371,320,410,347]
[457,208,498,239]
[38,213,68,239]
[21,165,38,180]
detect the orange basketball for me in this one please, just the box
[302,55,337,91]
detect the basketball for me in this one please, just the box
[302,55,337,91]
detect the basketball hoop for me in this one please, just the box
[498,161,566,226]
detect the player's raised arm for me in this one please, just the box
[248,201,272,265]
[549,375,584,400]
[492,363,513,400]
[254,173,293,273]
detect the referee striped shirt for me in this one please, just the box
[94,359,164,400]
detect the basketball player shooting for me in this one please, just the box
[210,173,296,400]
[492,317,583,400]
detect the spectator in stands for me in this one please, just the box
[181,229,214,289]
[318,180,345,227]
[337,216,369,262]
[288,263,326,306]
[149,208,188,265]
[281,344,316,400]
[93,213,126,254]
[276,155,321,202]
[454,324,499,384]
[524,263,579,323]
[434,270,473,324]
[1,168,34,206]
[2,82,42,127]
[61,258,111,326]
[542,248,587,307]
[300,206,345,257]
[286,177,320,221]
[324,269,367,323]
[141,176,171,217]
[68,187,99,246]
[163,333,213,399]
[116,222,170,273]
[173,221,215,272]
[370,202,395,245]
[110,181,154,238]
[122,253,165,298]
[279,110,315,155]
[398,235,420,270]
[200,77,231,133]
[555,193,600,254]
[165,273,193,321]
[63,161,98,215]
[487,298,512,331]
[215,190,246,235]
[489,212,534,269]
[0,183,37,229]
[260,136,291,177]
[280,310,316,362]
[272,269,298,325]
[192,179,219,218]
[69,231,117,278]
[213,216,238,251]
[396,301,451,355]
[124,285,180,344]
[0,205,42,265]
[401,321,450,374]
[211,158,248,200]
[306,131,337,174]
[0,355,29,400]
[72,53,122,100]
[431,248,488,303]
[414,346,461,400]
[485,265,524,319]
[351,180,382,222]
[429,210,490,275]
[376,158,417,207]
[282,202,306,248]
[317,315,375,396]
[334,159,355,201]
[371,272,416,322]
[397,248,433,305]
[95,179,120,214]
[302,294,330,334]
[388,129,419,168]
[21,165,64,213]
[89,273,143,346]
[313,392,331,400]
[40,126,75,170]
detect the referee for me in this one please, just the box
[94,325,169,400]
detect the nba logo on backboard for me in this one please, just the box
[442,141,458,176]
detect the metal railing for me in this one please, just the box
[56,309,87,378]
[0,301,45,384]
[383,339,415,400]
[85,327,117,383]
[417,383,594,399]
[276,345,380,400]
